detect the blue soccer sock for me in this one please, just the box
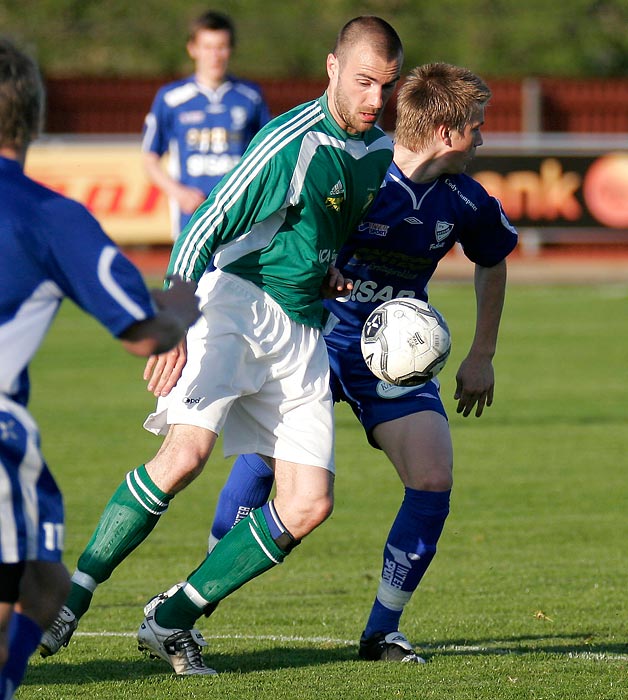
[363,488,450,639]
[0,612,42,700]
[208,454,274,548]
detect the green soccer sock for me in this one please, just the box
[155,507,286,630]
[67,465,172,618]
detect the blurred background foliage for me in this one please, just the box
[2,0,627,78]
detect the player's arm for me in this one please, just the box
[142,151,206,215]
[454,259,507,417]
[119,276,200,358]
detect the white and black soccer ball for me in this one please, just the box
[360,298,451,387]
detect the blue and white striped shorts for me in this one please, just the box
[0,396,64,564]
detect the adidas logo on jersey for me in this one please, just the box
[325,180,346,211]
[329,180,345,196]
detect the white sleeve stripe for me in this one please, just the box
[97,246,148,321]
[141,112,157,152]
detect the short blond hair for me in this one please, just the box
[395,63,491,151]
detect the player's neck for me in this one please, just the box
[393,143,443,184]
[195,71,228,90]
[0,145,24,165]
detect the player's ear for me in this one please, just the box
[327,53,339,81]
[437,124,452,146]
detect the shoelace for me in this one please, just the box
[166,631,207,671]
[49,616,70,638]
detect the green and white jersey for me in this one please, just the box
[168,93,393,328]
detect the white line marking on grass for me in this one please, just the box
[75,632,628,661]
[75,631,355,645]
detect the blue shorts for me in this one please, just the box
[327,339,448,449]
[0,398,64,564]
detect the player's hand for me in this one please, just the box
[176,184,206,214]
[321,265,353,299]
[453,354,495,418]
[143,338,188,397]
[151,276,201,330]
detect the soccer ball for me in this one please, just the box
[360,298,451,386]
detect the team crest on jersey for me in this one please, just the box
[325,180,345,212]
[435,220,454,240]
[357,221,389,237]
[429,220,454,250]
[230,106,247,129]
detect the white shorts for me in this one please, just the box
[144,270,335,472]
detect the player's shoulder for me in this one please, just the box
[363,125,394,150]
[21,173,100,234]
[445,172,497,209]
[158,76,199,108]
[260,98,322,135]
[229,76,266,102]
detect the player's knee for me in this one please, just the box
[408,461,453,492]
[420,472,453,491]
[301,493,334,534]
[151,439,212,492]
[18,561,70,629]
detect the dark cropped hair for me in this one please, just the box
[333,16,403,64]
[188,10,236,47]
[0,37,44,150]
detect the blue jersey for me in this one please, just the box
[0,155,156,565]
[0,156,156,408]
[141,75,271,233]
[325,162,518,344]
[323,162,518,445]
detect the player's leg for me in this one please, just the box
[41,276,225,657]
[137,274,334,674]
[0,564,24,674]
[207,453,274,551]
[40,424,216,657]
[139,459,333,674]
[360,410,452,662]
[1,560,70,697]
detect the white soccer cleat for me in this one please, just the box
[138,598,217,676]
[359,630,426,663]
[39,605,78,658]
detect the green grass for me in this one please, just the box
[20,281,628,700]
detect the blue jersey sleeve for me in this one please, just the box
[457,184,518,267]
[40,194,156,337]
[141,87,172,157]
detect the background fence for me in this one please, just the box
[34,76,628,248]
[43,76,628,135]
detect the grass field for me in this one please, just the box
[20,279,628,700]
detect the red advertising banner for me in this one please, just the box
[25,140,172,244]
[468,152,628,230]
[25,137,628,245]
